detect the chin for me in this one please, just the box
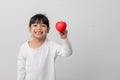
[34,36,46,40]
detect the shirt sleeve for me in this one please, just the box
[55,38,72,57]
[17,45,26,80]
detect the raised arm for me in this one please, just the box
[55,29,72,56]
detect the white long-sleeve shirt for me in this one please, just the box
[17,38,72,80]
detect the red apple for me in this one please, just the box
[55,21,67,32]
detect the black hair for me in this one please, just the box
[29,14,49,28]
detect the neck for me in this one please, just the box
[28,37,46,49]
[34,38,43,42]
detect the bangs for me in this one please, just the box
[29,14,49,27]
[32,19,45,24]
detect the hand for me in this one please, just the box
[59,29,68,39]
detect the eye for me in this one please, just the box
[41,24,46,27]
[33,24,37,27]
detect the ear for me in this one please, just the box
[29,27,31,33]
[47,27,50,33]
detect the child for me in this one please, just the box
[17,14,72,80]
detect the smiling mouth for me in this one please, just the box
[35,31,43,35]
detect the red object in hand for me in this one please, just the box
[55,21,67,32]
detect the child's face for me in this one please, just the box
[29,23,49,40]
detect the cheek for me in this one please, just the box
[29,27,32,32]
[43,28,49,33]
[45,30,49,33]
[46,28,50,33]
[29,28,34,33]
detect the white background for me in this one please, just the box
[0,0,120,80]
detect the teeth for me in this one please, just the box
[35,31,42,35]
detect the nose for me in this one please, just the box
[37,24,42,29]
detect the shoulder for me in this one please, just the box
[46,39,60,47]
[18,41,28,56]
[19,41,28,51]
